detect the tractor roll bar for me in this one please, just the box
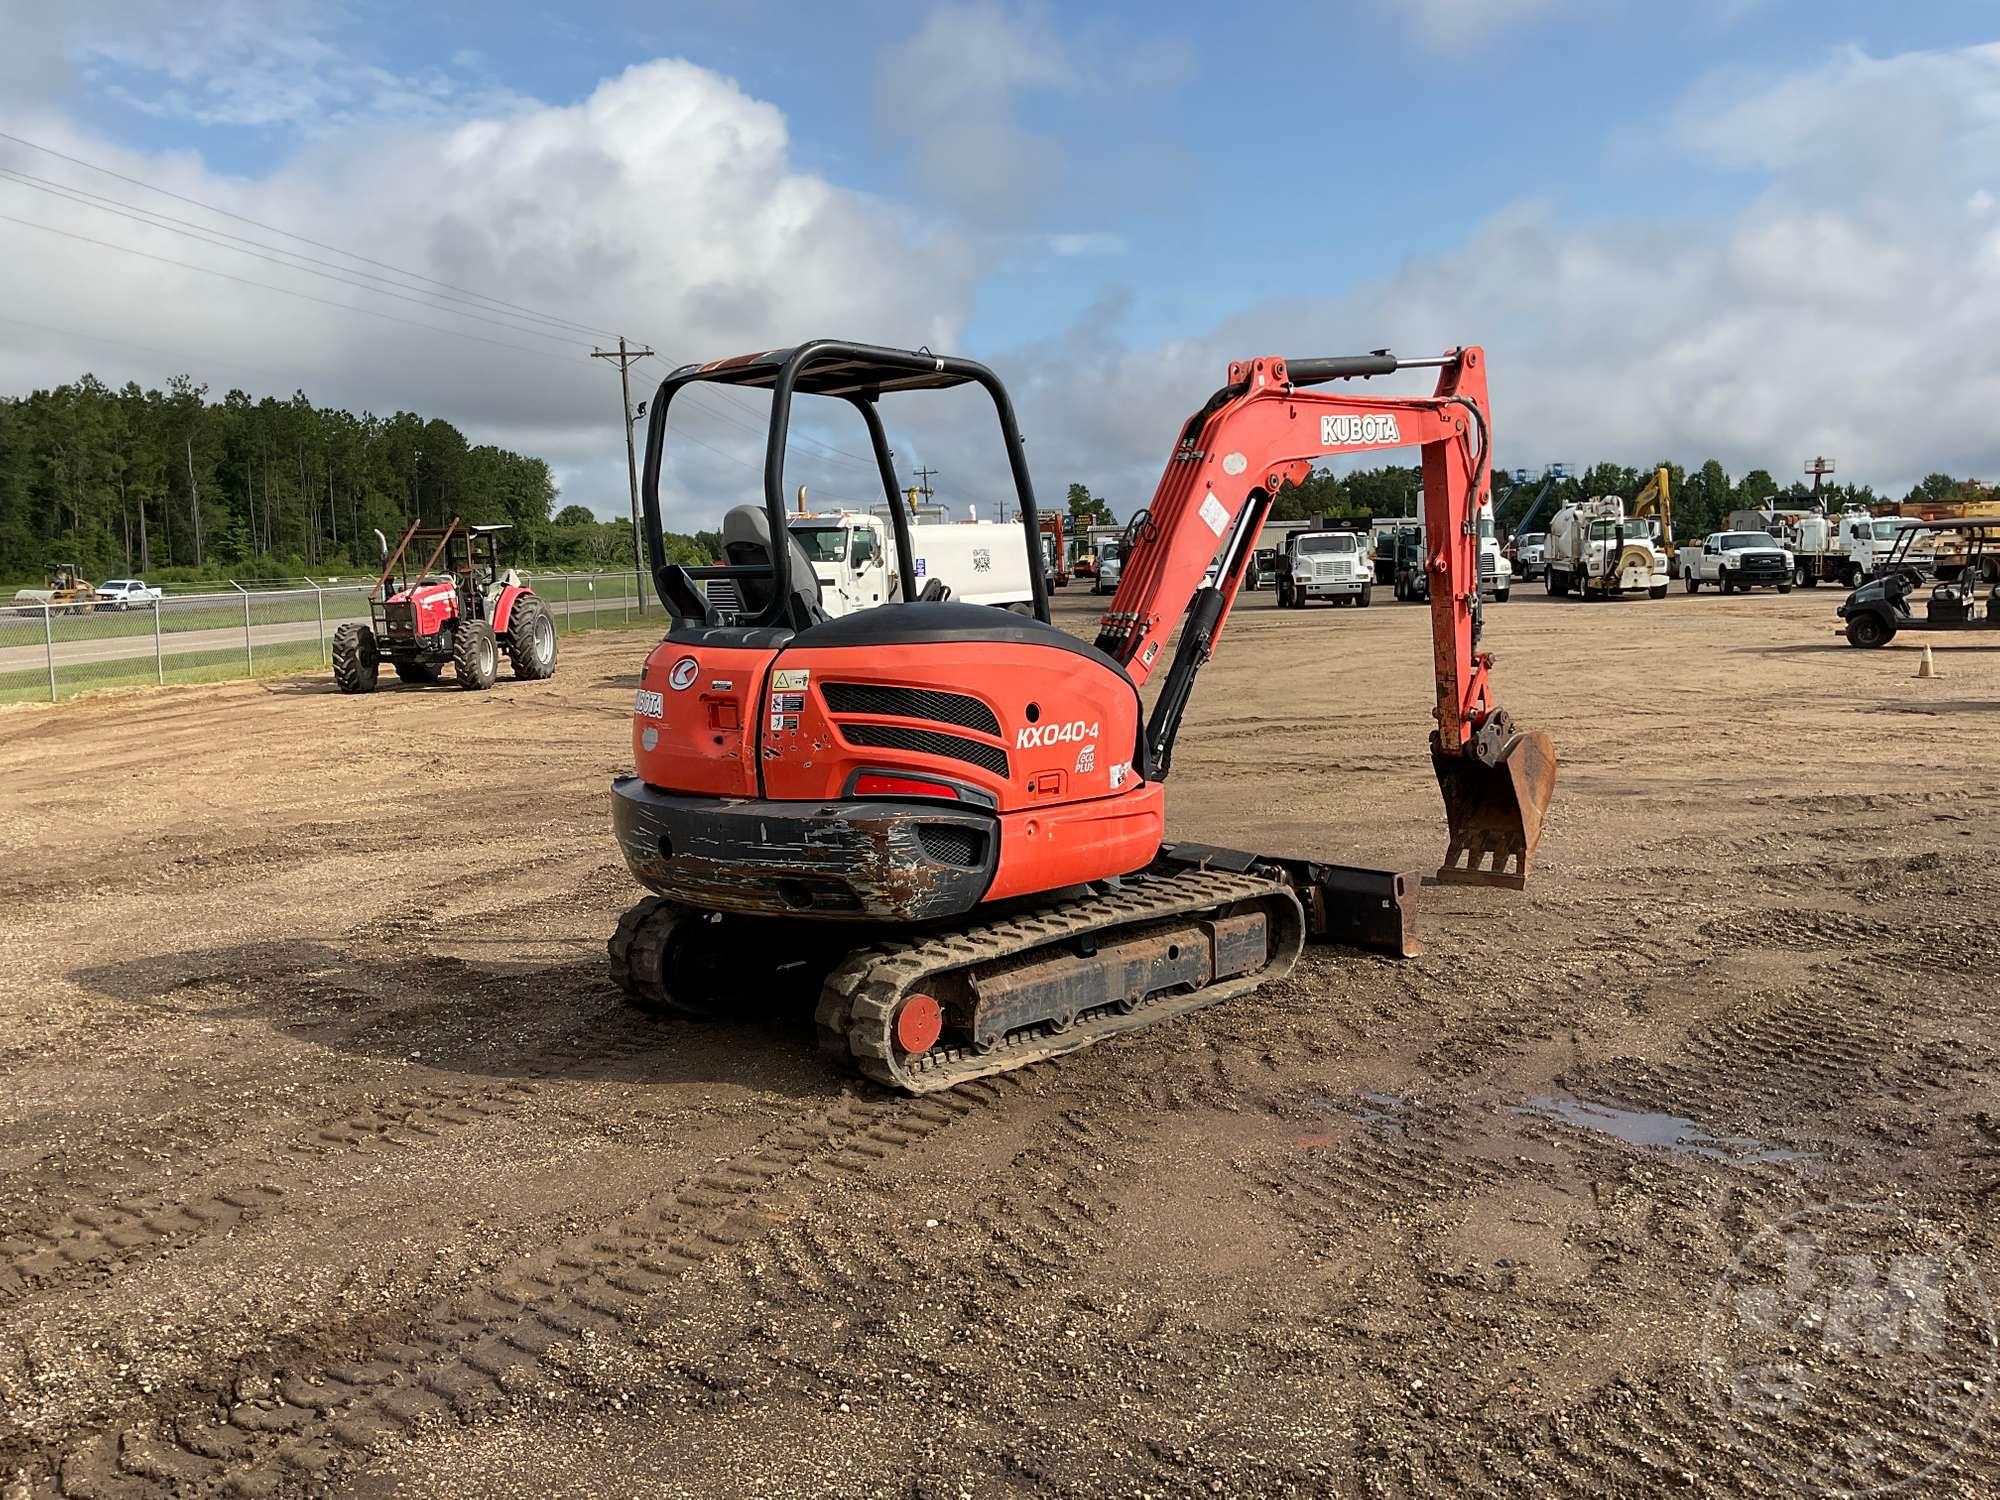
[639,339,1051,629]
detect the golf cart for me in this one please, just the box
[1839,518,2000,649]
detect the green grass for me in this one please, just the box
[0,639,328,704]
[1,593,660,705]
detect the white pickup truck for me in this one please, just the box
[95,579,164,610]
[1681,531,1794,594]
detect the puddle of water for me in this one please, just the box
[1513,1093,1809,1165]
[1306,1091,1408,1133]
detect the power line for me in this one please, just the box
[0,127,620,340]
[0,210,590,366]
[0,130,890,500]
[0,168,586,349]
[0,130,891,475]
[0,312,321,386]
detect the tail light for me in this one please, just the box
[854,772,961,801]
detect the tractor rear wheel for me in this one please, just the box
[506,594,559,680]
[331,623,379,694]
[393,660,442,684]
[453,619,499,690]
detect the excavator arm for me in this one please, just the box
[1097,347,1556,887]
[1632,465,1672,551]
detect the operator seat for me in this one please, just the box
[721,504,828,630]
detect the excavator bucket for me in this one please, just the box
[1431,710,1557,890]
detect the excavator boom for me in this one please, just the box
[1097,347,1556,886]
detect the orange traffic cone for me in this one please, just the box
[1918,643,1941,679]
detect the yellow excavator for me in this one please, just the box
[1631,467,1673,561]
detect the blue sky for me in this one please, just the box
[7,1,2000,519]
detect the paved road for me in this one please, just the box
[0,596,647,677]
[0,618,331,675]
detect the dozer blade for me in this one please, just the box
[1432,709,1557,890]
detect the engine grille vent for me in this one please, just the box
[916,824,986,868]
[821,682,1001,736]
[841,723,1009,778]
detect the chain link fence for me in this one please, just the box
[0,571,652,704]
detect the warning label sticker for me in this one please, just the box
[1199,494,1229,536]
[772,669,810,692]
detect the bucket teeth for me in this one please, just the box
[1431,719,1557,890]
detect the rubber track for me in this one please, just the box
[815,869,1303,1094]
[32,1089,994,1496]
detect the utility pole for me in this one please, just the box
[912,466,938,509]
[1805,456,1836,494]
[594,336,657,611]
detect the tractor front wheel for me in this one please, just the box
[453,619,499,690]
[331,623,379,694]
[506,595,559,680]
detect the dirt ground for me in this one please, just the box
[3,582,1997,1499]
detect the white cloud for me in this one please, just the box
[0,54,980,525]
[874,0,1073,228]
[972,40,2000,509]
[1384,0,1562,53]
[7,14,2000,541]
[1043,231,1128,256]
[49,0,522,132]
[872,1,1192,230]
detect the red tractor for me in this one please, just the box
[332,517,558,693]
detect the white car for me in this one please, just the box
[95,579,163,610]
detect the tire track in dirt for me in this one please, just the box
[1250,1100,1511,1255]
[0,1005,666,1312]
[1573,982,1910,1134]
[1405,1370,2000,1500]
[24,1083,1006,1497]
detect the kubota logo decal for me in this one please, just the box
[667,655,699,691]
[634,689,665,718]
[1016,719,1098,749]
[1321,413,1401,447]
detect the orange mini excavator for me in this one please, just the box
[610,341,1555,1092]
